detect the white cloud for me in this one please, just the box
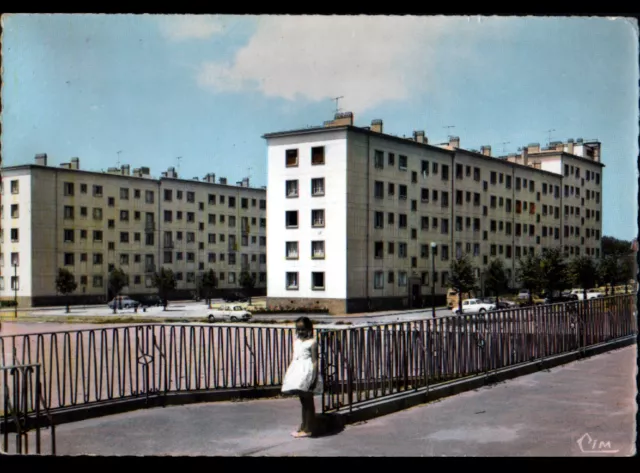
[159,15,225,41]
[195,16,509,113]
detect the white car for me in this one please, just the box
[452,298,496,315]
[570,289,604,301]
[208,305,252,322]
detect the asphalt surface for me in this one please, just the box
[9,344,636,456]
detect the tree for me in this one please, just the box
[516,252,543,303]
[239,271,256,305]
[108,268,129,314]
[448,254,477,315]
[485,259,509,305]
[201,269,218,308]
[598,255,622,294]
[540,247,569,297]
[601,236,632,258]
[568,256,598,300]
[55,268,78,313]
[152,267,177,311]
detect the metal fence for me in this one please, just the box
[1,364,56,455]
[0,324,296,415]
[320,294,637,413]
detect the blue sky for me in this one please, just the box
[2,15,638,240]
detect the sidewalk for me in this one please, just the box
[11,345,636,456]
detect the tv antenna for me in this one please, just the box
[331,96,344,114]
[247,166,253,180]
[116,150,123,168]
[547,129,556,145]
[176,156,182,173]
[444,125,456,139]
[500,142,510,153]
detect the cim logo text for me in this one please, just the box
[577,433,620,454]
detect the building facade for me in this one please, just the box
[0,155,267,307]
[264,113,604,314]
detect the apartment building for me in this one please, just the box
[264,112,604,314]
[0,155,267,307]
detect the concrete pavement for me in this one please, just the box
[11,345,636,456]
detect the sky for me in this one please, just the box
[2,14,638,240]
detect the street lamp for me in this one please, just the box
[431,242,437,318]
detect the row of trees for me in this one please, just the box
[449,239,636,315]
[55,267,257,313]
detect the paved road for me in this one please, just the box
[10,345,636,456]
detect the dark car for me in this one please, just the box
[223,292,248,303]
[481,297,516,310]
[139,295,164,307]
[543,294,579,304]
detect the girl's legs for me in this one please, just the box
[301,392,316,434]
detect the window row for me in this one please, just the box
[285,178,325,198]
[285,210,325,228]
[163,251,266,265]
[564,164,601,185]
[0,252,20,266]
[373,151,452,181]
[285,271,325,290]
[285,241,325,259]
[165,232,266,247]
[62,182,156,204]
[285,146,326,167]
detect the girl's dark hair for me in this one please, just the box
[295,317,314,339]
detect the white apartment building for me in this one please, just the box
[264,113,604,314]
[0,155,267,307]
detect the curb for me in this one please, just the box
[328,335,637,426]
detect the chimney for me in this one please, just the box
[566,139,574,155]
[70,157,80,170]
[370,119,383,133]
[448,136,460,149]
[413,130,427,144]
[521,147,529,165]
[242,177,250,188]
[480,145,492,157]
[324,111,354,127]
[527,143,540,153]
[60,162,72,169]
[206,173,216,184]
[219,177,227,185]
[576,138,583,143]
[166,167,177,178]
[122,164,130,176]
[140,167,151,177]
[161,171,168,178]
[35,153,48,166]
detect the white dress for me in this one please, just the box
[281,337,323,395]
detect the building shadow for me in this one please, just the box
[311,413,346,438]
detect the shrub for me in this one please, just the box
[0,300,18,308]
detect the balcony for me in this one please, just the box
[145,263,156,273]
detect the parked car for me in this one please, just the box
[570,289,604,301]
[208,305,252,322]
[223,292,249,303]
[517,289,530,300]
[447,289,475,309]
[543,293,579,304]
[481,297,516,309]
[139,295,163,307]
[452,298,496,315]
[107,296,140,310]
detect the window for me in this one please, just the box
[311,146,325,165]
[473,193,481,206]
[374,150,384,169]
[421,216,429,230]
[421,188,429,202]
[506,175,512,189]
[312,272,325,290]
[64,206,74,220]
[490,171,497,185]
[10,180,19,194]
[388,242,395,255]
[399,243,407,258]
[388,153,395,166]
[93,253,103,265]
[374,211,384,229]
[399,214,407,229]
[374,271,384,289]
[411,171,418,183]
[64,182,74,196]
[441,245,449,261]
[441,191,449,207]
[312,209,325,227]
[63,229,74,243]
[311,178,325,196]
[421,244,430,259]
[399,185,408,200]
[286,149,298,167]
[286,242,299,259]
[285,211,298,228]
[312,241,325,259]
[490,196,497,208]
[388,183,395,197]
[456,164,464,180]
[388,212,395,225]
[120,188,129,200]
[399,155,408,170]
[388,271,395,284]
[260,199,266,210]
[398,271,408,287]
[473,243,480,257]
[120,210,129,222]
[228,197,236,208]
[108,197,115,207]
[374,241,384,258]
[186,191,195,203]
[456,217,463,232]
[421,160,429,176]
[145,190,154,204]
[411,200,417,211]
[441,164,449,180]
[374,181,384,199]
[411,228,417,239]
[473,167,480,181]
[120,232,130,243]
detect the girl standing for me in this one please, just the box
[281,317,323,438]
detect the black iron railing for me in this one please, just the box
[1,364,56,455]
[320,294,637,413]
[0,324,295,415]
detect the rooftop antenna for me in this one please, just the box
[247,166,253,181]
[500,142,510,154]
[547,129,556,146]
[176,156,182,173]
[331,96,344,114]
[116,150,123,168]
[444,126,456,140]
